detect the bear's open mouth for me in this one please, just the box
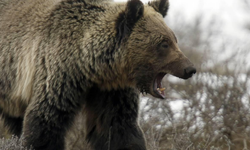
[153,73,166,99]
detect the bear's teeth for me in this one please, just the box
[157,88,165,92]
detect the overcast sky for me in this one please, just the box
[170,0,250,40]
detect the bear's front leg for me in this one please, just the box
[85,87,147,150]
[22,76,84,150]
[22,105,68,150]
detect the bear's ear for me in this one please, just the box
[125,0,144,28]
[116,0,144,44]
[148,0,169,17]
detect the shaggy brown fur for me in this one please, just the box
[0,0,195,149]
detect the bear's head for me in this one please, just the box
[117,0,196,99]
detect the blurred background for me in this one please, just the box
[137,0,250,149]
[139,0,250,149]
[1,0,250,150]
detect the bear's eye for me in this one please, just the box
[160,42,169,49]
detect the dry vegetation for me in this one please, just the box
[0,136,32,150]
[1,15,250,150]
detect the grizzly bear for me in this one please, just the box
[0,0,196,149]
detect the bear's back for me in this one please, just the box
[0,0,62,29]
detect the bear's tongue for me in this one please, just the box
[154,73,166,99]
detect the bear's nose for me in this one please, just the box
[184,66,196,79]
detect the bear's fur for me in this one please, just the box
[0,0,196,149]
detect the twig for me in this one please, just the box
[242,139,249,150]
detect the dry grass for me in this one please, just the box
[0,136,32,150]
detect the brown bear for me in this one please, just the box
[0,0,196,149]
